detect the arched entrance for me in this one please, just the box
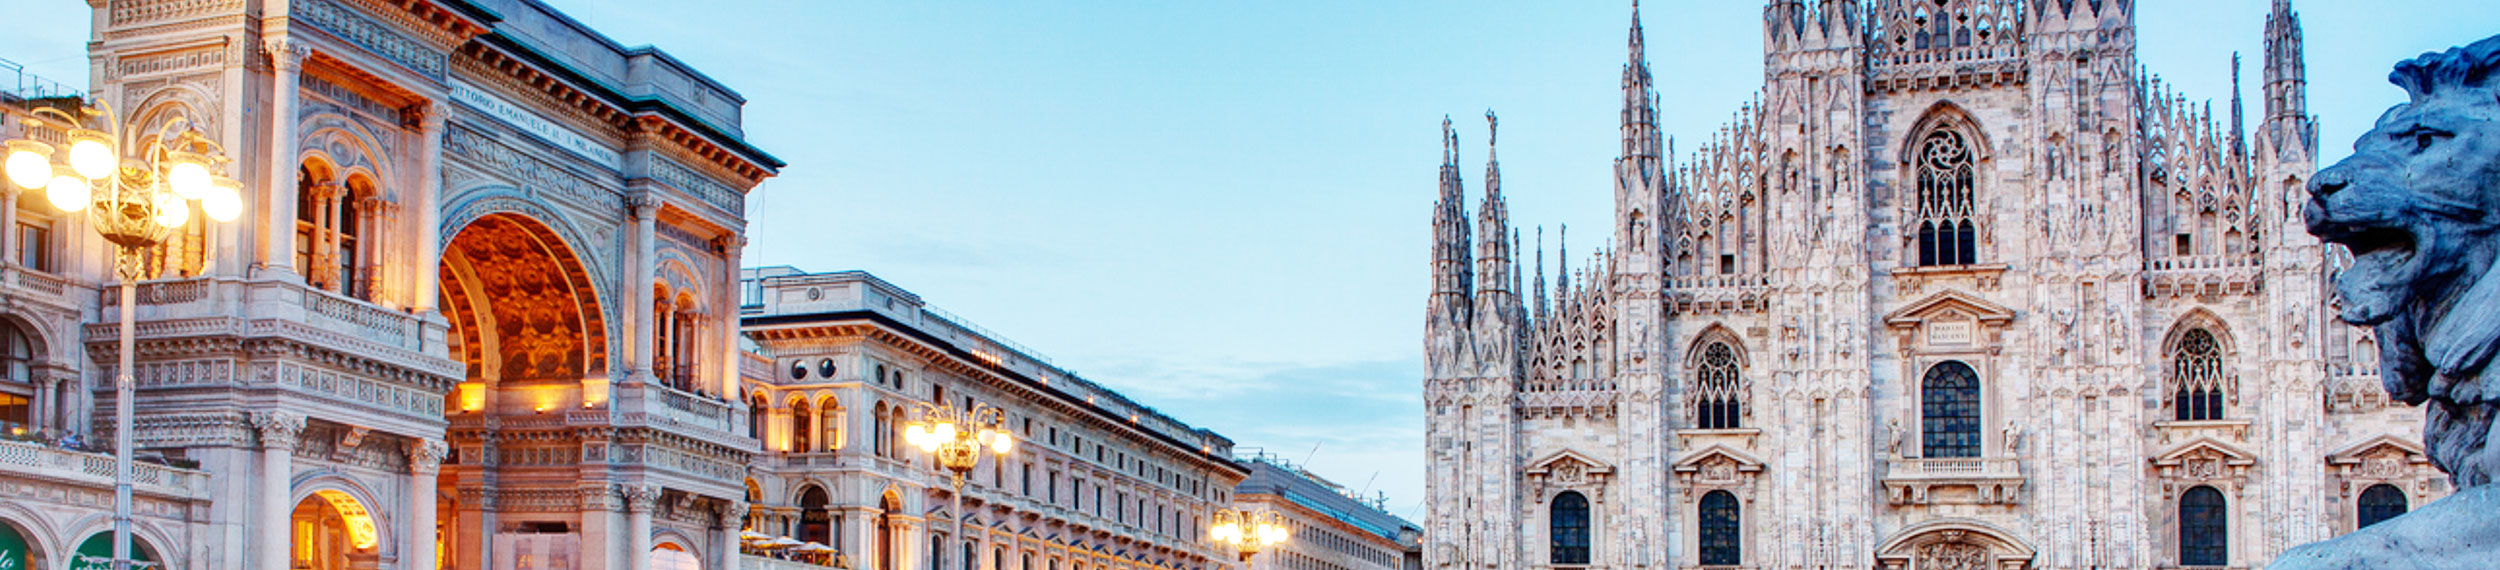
[438,212,609,401]
[1873,519,2033,570]
[0,518,42,570]
[799,485,833,546]
[291,489,381,570]
[652,542,702,570]
[71,531,158,570]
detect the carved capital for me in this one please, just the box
[628,195,662,219]
[407,438,448,474]
[721,501,749,520]
[263,39,312,72]
[625,485,662,513]
[251,410,306,449]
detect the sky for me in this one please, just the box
[7,1,2499,522]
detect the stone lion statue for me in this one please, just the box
[2273,33,2500,570]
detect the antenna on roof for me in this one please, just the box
[1301,442,1323,467]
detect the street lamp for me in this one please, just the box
[5,100,243,570]
[901,401,1012,569]
[1210,508,1287,563]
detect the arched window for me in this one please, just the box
[1693,343,1743,429]
[1698,490,1740,566]
[2180,485,2228,567]
[749,394,769,440]
[1914,127,1978,266]
[2172,328,2227,421]
[0,321,34,433]
[791,398,814,452]
[820,400,841,451]
[2358,484,2408,529]
[873,403,890,457]
[1549,491,1590,564]
[1921,361,1982,458]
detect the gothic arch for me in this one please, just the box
[1683,324,1749,369]
[2160,309,2238,356]
[1897,101,1994,166]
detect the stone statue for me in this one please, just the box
[2271,33,2500,570]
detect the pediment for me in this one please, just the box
[1883,290,2016,327]
[2328,434,2426,464]
[1671,444,1767,473]
[2151,437,2258,467]
[1525,449,1614,476]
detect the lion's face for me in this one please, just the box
[2305,93,2500,326]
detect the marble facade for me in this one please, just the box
[1420,2,2433,570]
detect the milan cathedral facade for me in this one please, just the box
[1420,2,2437,569]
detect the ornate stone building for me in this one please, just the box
[1420,2,2437,569]
[1230,455,1420,570]
[737,267,1249,570]
[0,0,777,569]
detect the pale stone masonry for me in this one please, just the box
[1422,2,2435,570]
[0,0,778,569]
[739,267,1249,570]
[1230,455,1420,570]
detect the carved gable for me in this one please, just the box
[1884,290,2016,352]
[1525,449,1615,503]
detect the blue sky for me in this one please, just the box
[7,1,2497,521]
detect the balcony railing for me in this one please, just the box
[652,382,737,435]
[1887,456,2020,478]
[0,438,207,499]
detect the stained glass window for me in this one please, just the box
[1915,128,1978,266]
[2181,485,2228,566]
[2358,484,2408,529]
[2172,329,2227,421]
[1921,361,1982,458]
[1698,490,1740,566]
[1550,491,1590,564]
[1694,343,1744,429]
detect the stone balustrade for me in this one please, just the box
[0,438,209,499]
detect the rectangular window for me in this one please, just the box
[1719,254,1735,274]
[1048,473,1060,503]
[15,222,48,272]
[2176,234,2193,256]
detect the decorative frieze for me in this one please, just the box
[444,124,625,210]
[291,0,448,80]
[109,0,244,28]
[650,158,746,216]
[116,48,226,78]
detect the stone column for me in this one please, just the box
[627,485,660,570]
[27,373,49,433]
[406,439,445,570]
[260,39,310,279]
[626,197,659,384]
[252,411,305,570]
[413,105,445,311]
[721,502,749,570]
[1,186,18,266]
[718,235,744,397]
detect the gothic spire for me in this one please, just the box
[1533,226,1548,322]
[2231,52,2247,160]
[1476,111,1516,315]
[1431,116,1474,318]
[1622,0,1662,160]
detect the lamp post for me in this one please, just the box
[901,401,1013,570]
[5,100,244,570]
[1210,508,1287,565]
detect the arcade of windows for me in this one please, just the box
[1691,342,1743,430]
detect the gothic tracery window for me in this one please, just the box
[1549,491,1590,565]
[2172,328,2228,421]
[1921,360,1982,458]
[2180,485,2228,567]
[2358,483,2408,529]
[1698,490,1740,566]
[1914,127,1978,266]
[1693,343,1743,429]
